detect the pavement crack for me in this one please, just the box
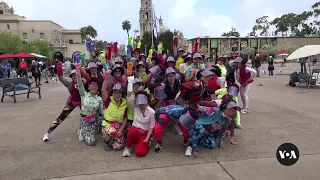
[217,162,236,180]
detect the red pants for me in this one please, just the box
[125,126,150,157]
[154,114,189,142]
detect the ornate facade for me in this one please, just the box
[139,0,153,39]
[0,1,88,59]
[187,36,320,60]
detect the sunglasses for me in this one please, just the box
[115,62,123,64]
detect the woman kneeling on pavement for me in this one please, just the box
[123,91,155,157]
[188,97,240,157]
[101,82,128,151]
[75,63,104,146]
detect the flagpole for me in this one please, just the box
[151,4,154,48]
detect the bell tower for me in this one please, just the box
[139,0,153,39]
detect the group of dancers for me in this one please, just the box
[42,42,257,157]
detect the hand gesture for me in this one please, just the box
[143,137,149,144]
[116,130,123,137]
[75,63,82,75]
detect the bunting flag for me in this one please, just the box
[152,4,159,38]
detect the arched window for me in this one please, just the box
[0,10,4,14]
[145,13,148,20]
[145,2,148,8]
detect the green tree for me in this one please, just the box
[276,43,298,53]
[260,44,277,55]
[312,1,320,35]
[157,30,174,54]
[93,40,107,52]
[254,16,271,36]
[29,39,53,58]
[222,26,240,37]
[122,20,132,38]
[141,31,158,52]
[200,46,209,55]
[80,25,98,42]
[0,32,25,54]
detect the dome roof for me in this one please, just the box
[160,24,170,32]
[0,1,9,8]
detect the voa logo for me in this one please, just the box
[276,143,299,166]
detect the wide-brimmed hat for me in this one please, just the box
[69,69,76,78]
[193,52,202,59]
[87,62,98,70]
[201,69,214,77]
[111,83,124,92]
[87,77,100,87]
[135,94,148,105]
[111,64,124,76]
[206,66,216,72]
[133,78,143,85]
[226,101,241,111]
[153,86,167,100]
[149,65,162,75]
[179,110,197,129]
[166,56,175,63]
[233,57,243,63]
[227,85,239,96]
[217,56,226,61]
[114,56,124,63]
[139,53,146,58]
[165,67,176,76]
[135,61,146,68]
[178,48,185,52]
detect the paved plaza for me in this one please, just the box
[0,63,320,180]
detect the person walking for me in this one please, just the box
[252,54,261,77]
[268,56,274,77]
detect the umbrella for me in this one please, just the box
[0,54,14,59]
[287,45,320,60]
[12,52,37,58]
[30,53,47,58]
[275,50,291,57]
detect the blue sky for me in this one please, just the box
[5,0,319,45]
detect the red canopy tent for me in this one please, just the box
[274,50,291,55]
[258,53,268,56]
[12,52,37,58]
[0,54,15,59]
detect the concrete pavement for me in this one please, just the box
[0,74,320,180]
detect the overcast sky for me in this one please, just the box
[6,0,319,45]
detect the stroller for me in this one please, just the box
[289,63,320,88]
[288,72,308,87]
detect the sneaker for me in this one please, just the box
[154,143,163,153]
[185,146,192,156]
[122,147,131,157]
[43,133,50,142]
[78,130,84,141]
[241,108,249,114]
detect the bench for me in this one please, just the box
[1,77,41,103]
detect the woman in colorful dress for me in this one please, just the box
[179,53,192,74]
[188,97,240,156]
[123,91,155,157]
[233,57,257,114]
[75,63,104,146]
[185,53,206,81]
[101,82,128,151]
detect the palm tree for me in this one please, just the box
[80,26,98,42]
[122,20,132,38]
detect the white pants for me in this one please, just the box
[240,83,252,109]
